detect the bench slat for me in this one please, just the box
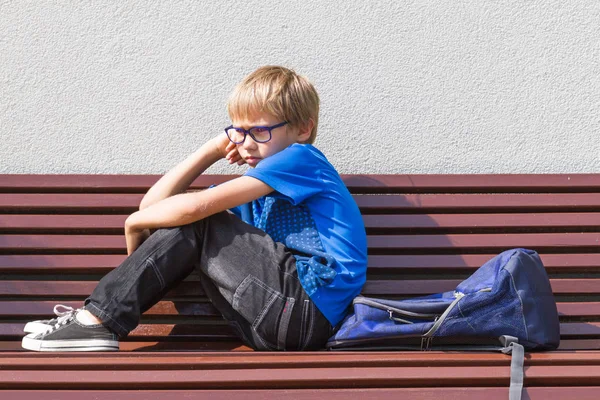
[0,281,200,297]
[2,365,600,389]
[366,254,600,271]
[1,388,599,400]
[4,173,600,192]
[1,322,598,340]
[0,340,250,352]
[2,279,599,297]
[0,318,600,339]
[2,233,600,252]
[1,339,598,352]
[4,350,600,367]
[367,233,600,250]
[2,339,598,352]
[355,193,600,211]
[0,301,219,317]
[364,279,600,295]
[4,193,600,212]
[3,254,599,274]
[4,213,600,232]
[2,300,597,319]
[340,174,600,192]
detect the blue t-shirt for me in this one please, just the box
[230,143,367,326]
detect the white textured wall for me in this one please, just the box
[2,1,599,174]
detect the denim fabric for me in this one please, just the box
[85,211,334,350]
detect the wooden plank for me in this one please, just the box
[0,389,510,400]
[4,213,600,232]
[0,194,142,210]
[0,175,236,192]
[559,340,600,350]
[366,233,600,251]
[0,339,598,352]
[557,303,600,318]
[3,388,600,400]
[0,300,219,318]
[0,281,201,297]
[2,279,599,297]
[366,254,600,271]
[2,254,599,274]
[2,365,600,389]
[8,300,600,320]
[4,350,600,368]
[0,215,126,231]
[340,174,600,192]
[1,322,598,340]
[2,232,600,252]
[0,254,125,274]
[0,341,251,352]
[354,193,600,211]
[4,174,600,192]
[0,322,236,339]
[4,193,600,213]
[363,213,600,230]
[363,279,600,295]
[561,323,600,336]
[1,300,597,319]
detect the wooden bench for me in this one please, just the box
[1,173,600,399]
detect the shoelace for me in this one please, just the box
[40,305,79,336]
[53,304,75,318]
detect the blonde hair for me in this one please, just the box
[227,66,320,144]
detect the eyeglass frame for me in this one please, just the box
[224,121,289,144]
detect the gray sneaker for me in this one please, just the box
[23,304,77,334]
[21,311,119,352]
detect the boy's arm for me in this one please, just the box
[139,135,244,211]
[125,176,273,251]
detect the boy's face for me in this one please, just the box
[231,112,302,167]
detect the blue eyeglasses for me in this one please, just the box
[224,121,288,144]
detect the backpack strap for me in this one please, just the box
[500,335,525,400]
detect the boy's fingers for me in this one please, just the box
[225,141,236,152]
[226,149,239,161]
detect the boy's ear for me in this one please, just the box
[296,119,314,142]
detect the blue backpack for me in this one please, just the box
[327,248,560,400]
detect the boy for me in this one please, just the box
[22,65,367,351]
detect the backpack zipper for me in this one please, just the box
[354,297,439,321]
[423,288,492,340]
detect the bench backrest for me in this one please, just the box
[1,174,599,351]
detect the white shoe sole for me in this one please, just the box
[22,334,119,352]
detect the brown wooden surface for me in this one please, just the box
[2,278,600,297]
[3,173,600,192]
[5,350,600,366]
[2,233,600,254]
[1,174,600,394]
[2,253,599,274]
[3,365,600,389]
[3,300,599,318]
[4,212,600,232]
[2,338,598,352]
[1,388,600,400]
[4,192,600,212]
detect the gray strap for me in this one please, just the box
[500,336,524,400]
[508,342,524,400]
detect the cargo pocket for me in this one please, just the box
[232,275,295,350]
[298,299,315,350]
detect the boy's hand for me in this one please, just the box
[212,134,245,166]
[124,214,151,255]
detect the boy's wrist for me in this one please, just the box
[207,134,229,159]
[125,212,143,232]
